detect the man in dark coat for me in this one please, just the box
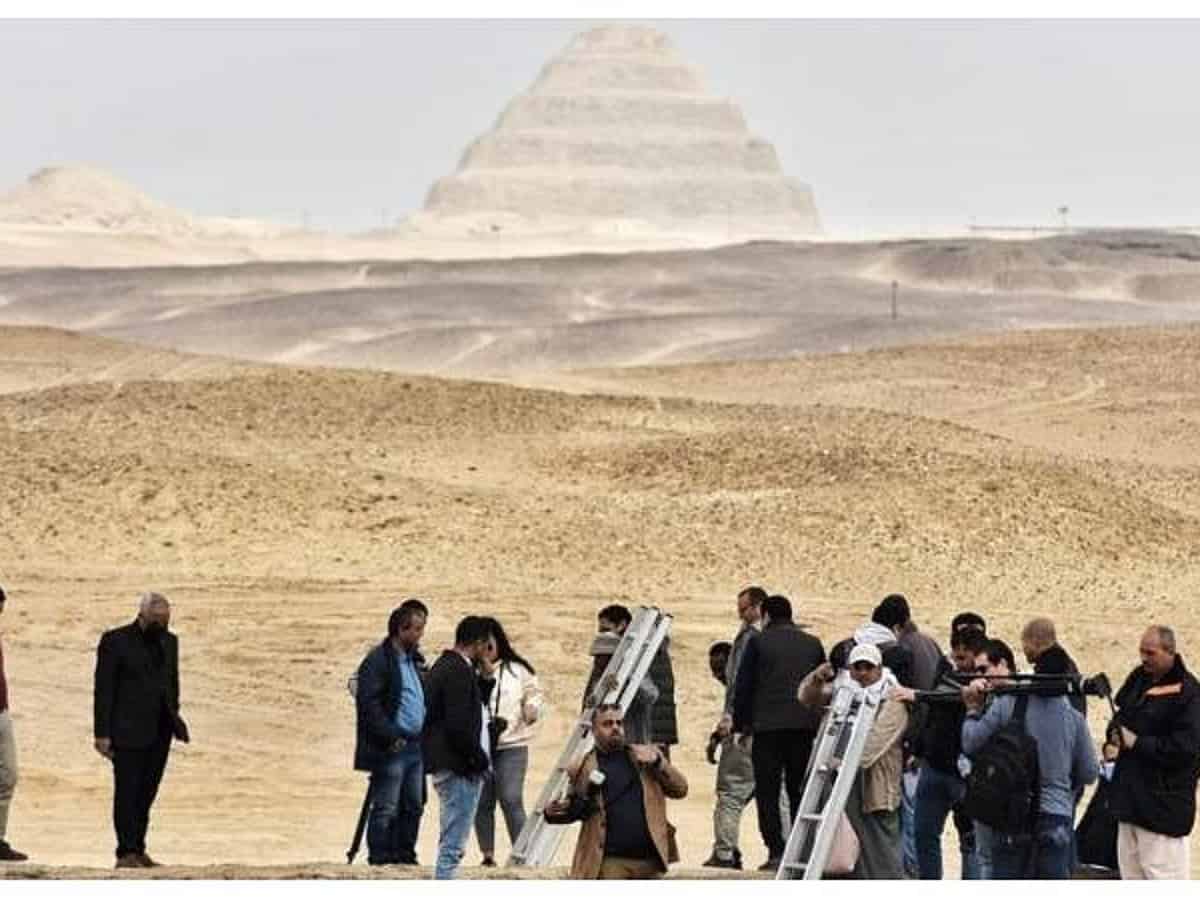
[732,594,825,870]
[423,616,493,879]
[1022,617,1086,716]
[93,592,188,869]
[1108,625,1200,879]
[354,603,428,865]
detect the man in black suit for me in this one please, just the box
[423,616,493,879]
[93,592,188,869]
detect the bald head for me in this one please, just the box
[1021,617,1057,663]
[137,591,171,632]
[1139,625,1176,679]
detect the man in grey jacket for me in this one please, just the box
[961,661,1099,879]
[702,586,764,869]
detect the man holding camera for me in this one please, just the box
[1108,625,1200,880]
[544,703,688,879]
[353,603,428,866]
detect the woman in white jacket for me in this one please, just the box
[475,617,545,866]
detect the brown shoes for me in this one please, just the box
[115,853,145,869]
[138,853,163,868]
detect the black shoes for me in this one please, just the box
[0,840,28,862]
[702,851,743,870]
[481,856,498,867]
[115,853,145,869]
[758,856,782,872]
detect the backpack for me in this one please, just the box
[962,695,1040,834]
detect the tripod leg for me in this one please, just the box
[347,782,373,864]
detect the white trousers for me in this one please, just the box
[1117,822,1191,880]
[0,711,17,842]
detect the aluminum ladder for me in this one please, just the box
[508,605,672,867]
[776,679,882,880]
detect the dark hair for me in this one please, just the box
[982,638,1016,673]
[872,594,910,630]
[709,641,733,657]
[951,612,987,636]
[762,595,793,622]
[400,597,429,617]
[387,604,426,637]
[598,604,632,628]
[479,616,536,675]
[455,615,493,647]
[951,627,988,654]
[738,586,768,606]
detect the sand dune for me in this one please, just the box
[0,323,1198,876]
[2,235,1199,379]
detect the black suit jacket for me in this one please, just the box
[422,650,488,777]
[94,621,185,750]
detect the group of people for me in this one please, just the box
[0,581,1197,882]
[700,586,1200,881]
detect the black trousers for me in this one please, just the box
[111,734,172,858]
[751,728,815,858]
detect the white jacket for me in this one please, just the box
[489,660,545,750]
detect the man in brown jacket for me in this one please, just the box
[544,704,688,879]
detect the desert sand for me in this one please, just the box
[1,314,1199,878]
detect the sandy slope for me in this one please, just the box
[0,324,1198,878]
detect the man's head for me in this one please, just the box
[1139,625,1177,680]
[400,597,429,619]
[137,591,171,634]
[761,595,792,626]
[709,641,732,683]
[1020,617,1056,664]
[848,642,883,687]
[736,586,766,626]
[388,604,427,652]
[597,604,633,636]
[454,615,493,664]
[950,626,988,673]
[975,638,1016,682]
[951,612,987,637]
[872,594,911,634]
[591,703,625,752]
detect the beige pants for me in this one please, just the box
[0,711,17,842]
[597,856,665,879]
[1118,822,1191,880]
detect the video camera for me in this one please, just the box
[913,671,1114,708]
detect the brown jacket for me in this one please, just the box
[546,745,688,879]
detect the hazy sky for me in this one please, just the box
[1,18,1197,235]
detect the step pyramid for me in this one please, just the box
[413,25,821,238]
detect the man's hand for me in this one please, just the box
[962,678,989,711]
[734,732,752,751]
[715,714,732,739]
[545,798,570,818]
[815,662,835,683]
[889,685,916,704]
[630,743,664,768]
[94,737,113,760]
[1120,726,1138,750]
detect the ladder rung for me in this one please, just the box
[782,862,806,872]
[799,813,824,822]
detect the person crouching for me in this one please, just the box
[544,704,688,879]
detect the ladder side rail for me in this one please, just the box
[613,615,672,719]
[800,693,881,880]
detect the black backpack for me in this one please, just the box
[963,695,1040,834]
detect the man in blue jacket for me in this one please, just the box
[961,654,1099,878]
[354,603,427,866]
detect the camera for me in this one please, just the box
[587,769,606,795]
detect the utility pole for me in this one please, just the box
[891,280,899,321]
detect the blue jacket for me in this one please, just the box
[962,692,1098,816]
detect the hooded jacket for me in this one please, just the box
[1109,654,1200,838]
